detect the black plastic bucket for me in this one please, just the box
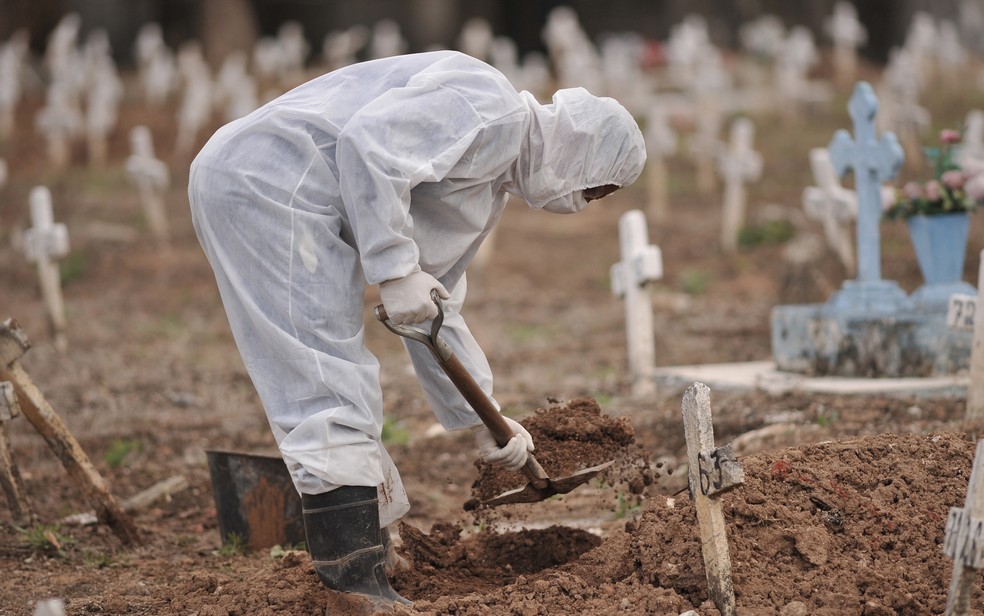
[205,450,305,551]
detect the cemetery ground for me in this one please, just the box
[2,69,984,615]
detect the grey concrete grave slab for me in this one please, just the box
[653,360,968,398]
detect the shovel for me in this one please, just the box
[374,290,613,507]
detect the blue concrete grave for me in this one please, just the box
[771,82,974,377]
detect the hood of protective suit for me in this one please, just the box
[508,88,647,214]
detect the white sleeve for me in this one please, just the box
[336,84,486,285]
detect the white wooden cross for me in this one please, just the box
[718,118,762,254]
[23,186,69,351]
[824,1,867,87]
[35,83,81,172]
[610,210,662,397]
[85,62,123,168]
[948,250,984,420]
[644,107,678,223]
[828,82,904,286]
[944,439,984,615]
[803,147,857,273]
[126,126,171,244]
[681,382,743,616]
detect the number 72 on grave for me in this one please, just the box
[948,294,977,332]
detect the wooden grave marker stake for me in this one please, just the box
[947,249,984,420]
[0,380,33,525]
[944,439,984,615]
[718,117,762,254]
[802,147,857,274]
[0,318,141,545]
[126,126,171,244]
[610,210,662,397]
[682,382,744,616]
[23,187,69,351]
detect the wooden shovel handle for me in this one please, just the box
[441,353,549,486]
[374,303,548,486]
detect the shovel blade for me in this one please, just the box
[481,460,615,508]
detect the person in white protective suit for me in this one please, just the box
[188,50,646,606]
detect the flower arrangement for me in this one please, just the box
[883,128,984,220]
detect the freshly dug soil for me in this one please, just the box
[467,397,651,506]
[388,431,982,616]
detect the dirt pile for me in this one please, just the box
[467,397,652,506]
[389,431,981,616]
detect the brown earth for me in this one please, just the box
[1,55,984,615]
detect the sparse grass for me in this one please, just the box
[219,532,248,557]
[738,219,796,248]
[381,417,411,445]
[508,323,544,343]
[679,268,713,295]
[591,392,614,406]
[269,542,306,559]
[82,549,113,568]
[60,252,87,286]
[612,492,640,519]
[105,438,142,468]
[19,524,71,557]
[816,409,840,428]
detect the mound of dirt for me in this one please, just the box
[467,397,652,506]
[388,431,981,616]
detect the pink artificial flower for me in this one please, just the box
[942,170,966,189]
[966,174,984,202]
[924,179,943,201]
[903,181,924,199]
[941,129,961,145]
[882,186,899,211]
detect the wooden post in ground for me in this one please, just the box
[0,319,141,545]
[610,210,663,397]
[944,439,984,615]
[0,380,34,525]
[23,187,70,351]
[682,382,744,616]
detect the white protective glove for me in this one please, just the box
[472,416,535,472]
[379,271,451,325]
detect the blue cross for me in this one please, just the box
[828,81,904,283]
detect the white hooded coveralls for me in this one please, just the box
[188,51,646,526]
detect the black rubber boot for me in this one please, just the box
[301,486,411,607]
